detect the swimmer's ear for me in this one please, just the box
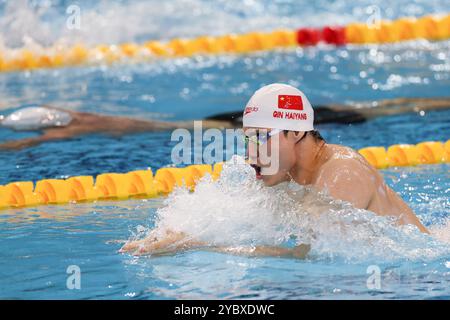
[289,131,306,143]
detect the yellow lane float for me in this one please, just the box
[1,13,450,72]
[0,139,449,210]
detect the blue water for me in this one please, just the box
[0,0,450,299]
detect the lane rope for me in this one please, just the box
[0,13,449,72]
[0,139,449,210]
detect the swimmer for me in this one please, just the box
[1,96,449,150]
[121,83,429,258]
[240,84,428,235]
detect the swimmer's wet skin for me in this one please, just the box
[119,230,311,258]
[120,83,429,258]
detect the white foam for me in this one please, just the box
[151,155,449,263]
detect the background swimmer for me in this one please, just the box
[121,84,430,257]
[0,105,233,150]
[1,97,449,150]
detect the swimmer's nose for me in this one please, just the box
[246,141,259,165]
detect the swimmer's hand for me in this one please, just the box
[119,229,310,259]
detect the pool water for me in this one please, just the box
[0,159,449,299]
[0,0,450,299]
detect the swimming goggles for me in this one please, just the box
[243,128,282,147]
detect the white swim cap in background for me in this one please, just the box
[0,106,73,131]
[242,83,314,132]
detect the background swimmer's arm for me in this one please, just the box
[0,130,73,150]
[0,137,42,150]
[314,159,373,210]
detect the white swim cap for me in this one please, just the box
[0,106,72,131]
[242,83,314,132]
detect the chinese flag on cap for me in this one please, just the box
[278,95,303,110]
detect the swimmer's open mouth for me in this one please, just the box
[251,164,262,180]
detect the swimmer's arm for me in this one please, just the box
[210,244,310,259]
[387,188,429,234]
[119,230,206,256]
[314,159,372,210]
[120,230,310,259]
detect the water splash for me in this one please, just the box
[0,0,448,49]
[151,155,449,263]
[430,219,450,244]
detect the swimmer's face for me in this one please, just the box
[244,127,301,186]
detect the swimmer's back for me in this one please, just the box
[314,144,428,233]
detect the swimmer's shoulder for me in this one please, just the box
[326,144,376,169]
[322,144,363,164]
[313,145,376,207]
[315,144,376,184]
